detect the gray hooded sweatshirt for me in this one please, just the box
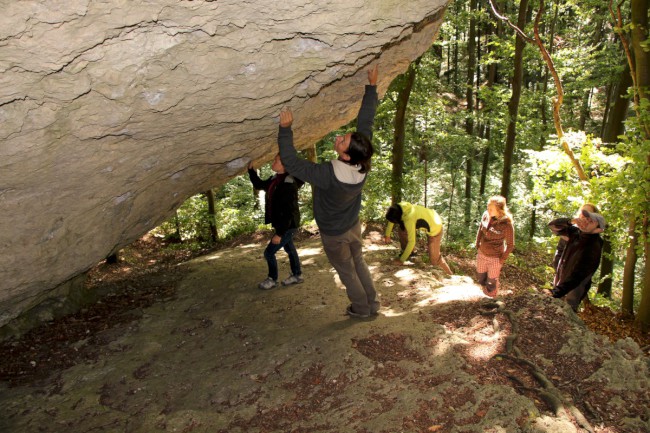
[278,85,378,236]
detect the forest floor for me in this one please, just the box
[1,224,649,432]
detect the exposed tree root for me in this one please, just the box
[480,299,595,433]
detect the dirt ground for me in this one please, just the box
[1,226,649,433]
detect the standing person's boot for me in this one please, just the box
[476,272,488,287]
[485,278,498,297]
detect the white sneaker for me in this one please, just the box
[258,277,277,290]
[281,274,304,286]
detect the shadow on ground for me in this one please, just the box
[1,229,649,433]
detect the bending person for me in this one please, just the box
[384,202,452,275]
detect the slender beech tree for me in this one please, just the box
[498,0,528,199]
[205,190,218,243]
[609,0,650,329]
[597,231,614,298]
[391,63,418,205]
[622,218,639,316]
[602,63,633,144]
[453,0,462,95]
[629,0,650,331]
[598,62,633,298]
[465,0,478,226]
[479,8,499,200]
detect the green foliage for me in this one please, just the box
[152,176,264,245]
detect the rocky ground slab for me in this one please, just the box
[1,228,649,432]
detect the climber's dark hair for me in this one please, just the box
[386,204,405,230]
[346,132,374,173]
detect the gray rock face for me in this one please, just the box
[0,0,448,325]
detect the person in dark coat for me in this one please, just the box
[248,154,304,290]
[547,207,605,311]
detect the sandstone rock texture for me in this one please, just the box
[0,0,449,325]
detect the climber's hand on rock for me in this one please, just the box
[280,108,293,128]
[368,64,378,86]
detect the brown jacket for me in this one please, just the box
[476,211,515,261]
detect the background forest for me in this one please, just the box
[154,0,650,331]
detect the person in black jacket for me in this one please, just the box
[248,154,304,290]
[547,207,605,311]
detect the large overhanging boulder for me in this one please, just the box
[0,0,449,327]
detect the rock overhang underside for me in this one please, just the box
[0,0,449,326]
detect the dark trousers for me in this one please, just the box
[263,229,300,280]
[321,221,379,316]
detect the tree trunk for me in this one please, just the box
[465,0,478,228]
[304,144,317,163]
[602,63,633,143]
[391,63,418,204]
[430,44,443,80]
[423,157,429,208]
[621,217,638,317]
[106,252,119,264]
[578,16,604,130]
[598,62,633,298]
[205,189,218,243]
[446,33,451,86]
[446,161,458,245]
[480,128,490,197]
[529,199,537,239]
[453,0,461,95]
[597,233,613,298]
[638,216,650,332]
[597,68,633,297]
[630,0,650,331]
[631,0,650,103]
[600,82,613,139]
[500,0,529,199]
[479,11,496,201]
[578,88,592,130]
[172,210,182,243]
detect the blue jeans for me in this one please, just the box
[263,229,301,280]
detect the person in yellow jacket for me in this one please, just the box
[384,202,452,275]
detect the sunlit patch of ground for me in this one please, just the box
[419,275,485,305]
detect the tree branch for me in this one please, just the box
[487,0,588,181]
